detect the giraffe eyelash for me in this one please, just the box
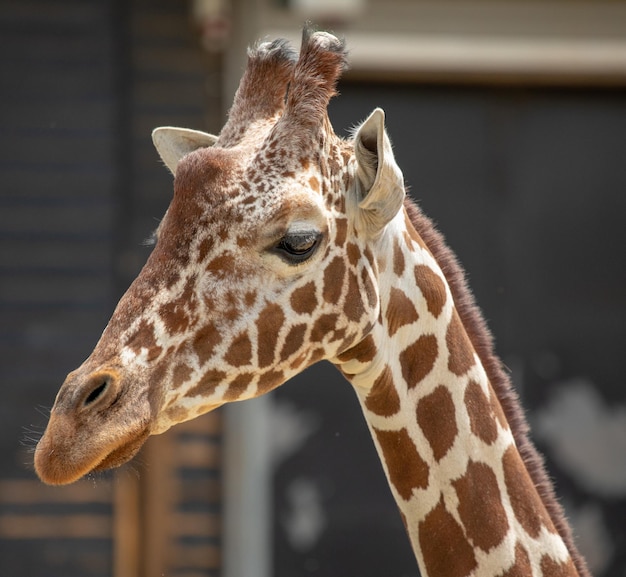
[271,230,323,265]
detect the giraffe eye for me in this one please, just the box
[273,231,322,264]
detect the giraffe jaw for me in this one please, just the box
[34,368,154,486]
[90,427,151,473]
[34,417,151,485]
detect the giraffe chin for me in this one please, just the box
[34,423,151,486]
[91,428,151,473]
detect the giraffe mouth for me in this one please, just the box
[35,417,152,485]
[92,426,151,472]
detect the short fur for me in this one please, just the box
[403,197,591,577]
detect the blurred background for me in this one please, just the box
[1,1,625,576]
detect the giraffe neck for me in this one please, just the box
[333,204,585,577]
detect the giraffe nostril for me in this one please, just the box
[83,380,108,407]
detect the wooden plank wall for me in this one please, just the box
[0,1,224,576]
[0,1,118,574]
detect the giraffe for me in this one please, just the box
[34,29,591,577]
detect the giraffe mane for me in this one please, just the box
[403,196,591,577]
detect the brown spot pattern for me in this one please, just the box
[364,365,400,417]
[224,373,253,401]
[416,385,458,462]
[165,405,190,424]
[206,251,236,279]
[453,460,509,552]
[346,242,361,267]
[499,543,532,577]
[363,245,375,268]
[256,302,285,368]
[336,334,377,364]
[159,277,196,334]
[308,348,325,365]
[224,332,253,367]
[244,291,257,308]
[192,322,221,365]
[446,310,475,376]
[323,256,346,304]
[399,334,438,389]
[280,323,307,361]
[344,272,363,322]
[490,387,509,430]
[464,380,499,445]
[290,282,317,315]
[386,287,419,337]
[187,369,227,398]
[257,369,285,394]
[414,264,447,318]
[310,313,339,344]
[502,446,555,539]
[125,319,161,359]
[393,238,405,277]
[373,427,429,500]
[361,267,377,309]
[540,555,578,577]
[196,236,214,263]
[159,301,191,335]
[172,363,193,388]
[289,352,308,371]
[419,497,477,577]
[334,218,348,247]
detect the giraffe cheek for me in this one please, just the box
[279,324,308,361]
[124,319,163,362]
[361,266,378,310]
[224,373,254,402]
[344,271,365,323]
[224,332,253,367]
[192,322,221,365]
[290,281,318,315]
[256,303,286,368]
[323,256,346,304]
[257,369,286,395]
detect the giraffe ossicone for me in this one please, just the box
[35,28,590,577]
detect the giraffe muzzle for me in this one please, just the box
[34,368,153,485]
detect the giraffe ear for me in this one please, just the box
[152,127,218,175]
[353,108,405,237]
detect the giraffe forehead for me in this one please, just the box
[170,142,343,229]
[174,147,241,200]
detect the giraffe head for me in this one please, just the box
[34,29,406,485]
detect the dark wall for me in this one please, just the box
[272,83,626,577]
[0,2,119,574]
[0,1,222,576]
